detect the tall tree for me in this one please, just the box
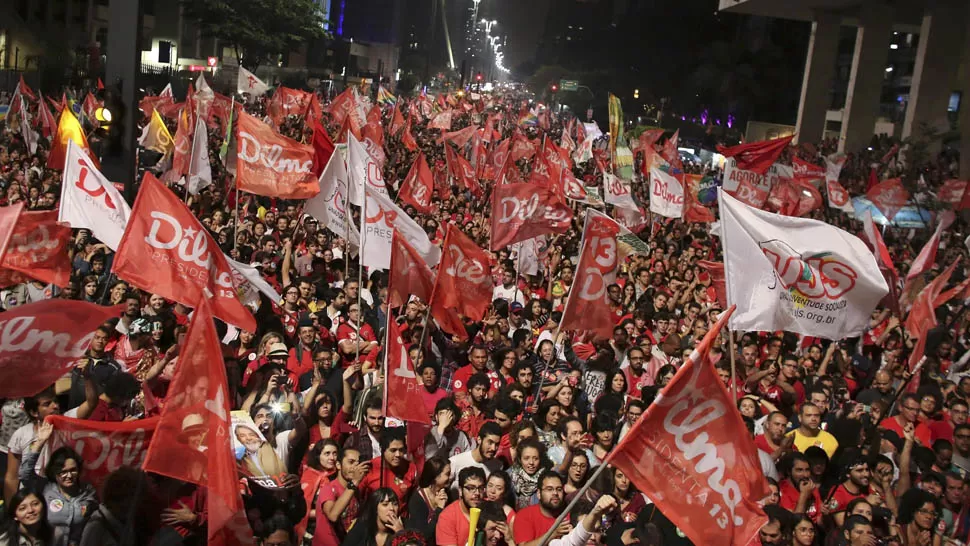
[182,0,329,69]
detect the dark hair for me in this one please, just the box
[845,497,873,520]
[492,395,522,421]
[478,421,502,441]
[515,437,546,466]
[24,387,57,421]
[896,488,940,525]
[458,466,487,489]
[591,411,617,438]
[534,399,562,429]
[492,348,517,370]
[509,420,538,449]
[103,372,140,403]
[557,415,582,440]
[468,372,491,391]
[434,397,460,417]
[486,470,515,507]
[379,426,407,453]
[605,369,628,394]
[2,489,53,543]
[306,439,340,472]
[537,469,563,490]
[45,447,84,484]
[512,329,531,349]
[418,456,450,488]
[478,501,508,530]
[842,514,872,534]
[356,488,400,545]
[308,389,338,426]
[259,513,296,542]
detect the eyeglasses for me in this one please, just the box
[462,485,485,493]
[58,468,80,477]
[541,486,564,493]
[917,508,938,518]
[903,405,920,412]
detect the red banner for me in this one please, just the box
[446,145,483,197]
[311,121,336,178]
[388,232,435,309]
[399,153,435,214]
[0,210,72,287]
[609,306,768,546]
[0,300,120,397]
[559,212,621,338]
[938,179,970,210]
[717,135,794,175]
[510,132,537,162]
[48,415,159,492]
[384,318,431,424]
[698,260,727,307]
[866,178,910,222]
[113,173,256,331]
[267,87,316,126]
[235,111,319,199]
[430,226,493,337]
[490,183,573,250]
[389,105,406,136]
[792,156,826,180]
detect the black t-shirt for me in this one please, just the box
[605,504,694,546]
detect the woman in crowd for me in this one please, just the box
[343,489,405,546]
[509,438,548,510]
[0,490,53,546]
[406,456,450,541]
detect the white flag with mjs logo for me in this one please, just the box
[719,189,888,339]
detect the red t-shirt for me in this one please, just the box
[313,479,358,544]
[451,365,502,397]
[779,479,822,524]
[307,410,354,450]
[513,504,556,544]
[336,321,377,366]
[880,416,931,446]
[436,500,471,546]
[754,434,774,455]
[826,483,869,514]
[358,458,416,515]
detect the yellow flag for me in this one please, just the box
[138,109,174,155]
[47,108,97,170]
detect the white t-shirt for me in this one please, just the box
[274,430,291,471]
[448,450,503,495]
[492,284,525,306]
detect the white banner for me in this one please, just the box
[237,67,269,97]
[227,257,282,311]
[305,149,360,248]
[648,167,684,218]
[362,187,440,271]
[824,154,854,213]
[187,115,212,195]
[346,134,387,206]
[59,140,132,250]
[720,189,888,339]
[604,173,638,210]
[721,159,791,194]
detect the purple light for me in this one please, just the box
[700,108,709,126]
[681,115,686,121]
[715,118,721,126]
[337,0,346,35]
[727,114,735,128]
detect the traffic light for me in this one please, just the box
[550,84,559,93]
[634,89,640,99]
[476,73,483,82]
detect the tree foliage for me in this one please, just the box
[182,0,329,69]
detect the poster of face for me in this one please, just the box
[230,411,286,488]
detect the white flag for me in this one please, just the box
[305,149,360,248]
[195,73,212,95]
[362,185,440,271]
[603,172,638,210]
[648,167,684,218]
[823,154,854,213]
[159,83,174,99]
[19,95,37,155]
[346,134,387,206]
[187,115,212,195]
[719,189,888,339]
[237,67,269,97]
[59,140,132,250]
[227,257,282,310]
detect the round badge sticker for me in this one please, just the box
[49,499,64,513]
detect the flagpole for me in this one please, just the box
[729,331,739,400]
[233,187,242,254]
[355,191,366,367]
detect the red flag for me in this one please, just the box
[36,93,57,139]
[400,118,419,152]
[389,231,435,308]
[388,104,406,135]
[698,260,727,307]
[609,306,768,546]
[310,120,336,177]
[542,140,587,202]
[383,317,432,424]
[906,221,948,282]
[639,128,664,149]
[16,75,36,101]
[0,203,23,263]
[48,415,159,491]
[267,87,315,125]
[164,106,193,182]
[97,78,105,90]
[327,87,362,128]
[865,167,879,192]
[866,178,910,222]
[717,134,794,175]
[362,121,385,150]
[445,145,483,197]
[0,300,120,397]
[0,210,72,288]
[113,173,256,331]
[905,260,959,340]
[881,143,900,164]
[442,125,477,148]
[938,180,969,209]
[560,211,621,338]
[490,183,573,250]
[235,111,319,199]
[83,93,100,127]
[49,94,66,114]
[510,131,537,162]
[398,152,435,214]
[767,178,822,217]
[335,114,362,143]
[366,105,382,125]
[792,156,826,180]
[485,139,510,181]
[143,300,253,546]
[430,225,493,338]
[428,110,453,130]
[682,174,716,223]
[660,129,682,170]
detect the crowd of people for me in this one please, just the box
[0,71,966,546]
